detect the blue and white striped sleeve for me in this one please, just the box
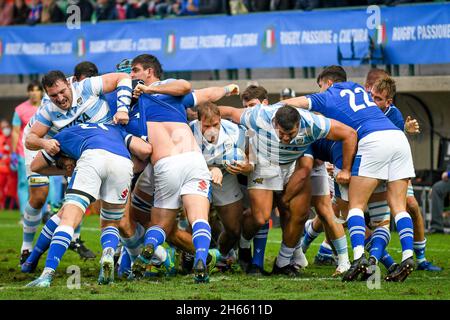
[311,113,331,140]
[35,105,52,127]
[239,106,259,130]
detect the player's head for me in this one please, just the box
[116,58,133,74]
[73,61,99,82]
[0,118,11,137]
[241,85,269,108]
[280,88,296,100]
[41,70,73,110]
[27,80,44,104]
[198,102,221,143]
[273,105,300,144]
[56,155,76,176]
[370,76,396,111]
[131,54,163,84]
[317,66,347,92]
[365,68,390,92]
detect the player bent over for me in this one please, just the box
[24,123,149,287]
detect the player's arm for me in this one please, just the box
[134,80,192,97]
[282,155,314,205]
[281,96,310,109]
[208,166,223,186]
[404,116,420,135]
[30,151,66,176]
[25,122,60,155]
[193,84,239,105]
[218,106,245,124]
[325,119,357,184]
[99,73,132,125]
[125,135,152,162]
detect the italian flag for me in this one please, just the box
[77,38,86,57]
[264,28,275,49]
[376,23,387,45]
[167,34,176,54]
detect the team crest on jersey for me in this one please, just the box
[253,178,264,184]
[77,97,83,106]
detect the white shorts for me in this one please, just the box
[135,164,155,196]
[311,163,330,197]
[153,152,211,209]
[67,149,133,205]
[24,146,49,186]
[352,130,415,181]
[211,172,243,206]
[248,162,296,191]
[334,168,387,202]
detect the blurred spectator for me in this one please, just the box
[280,87,296,100]
[95,0,118,21]
[244,0,270,12]
[0,0,14,26]
[154,0,178,17]
[26,0,43,25]
[270,0,296,10]
[41,0,65,23]
[116,0,140,19]
[177,0,224,15]
[12,0,30,24]
[430,169,450,234]
[229,0,248,15]
[0,119,18,210]
[70,0,94,21]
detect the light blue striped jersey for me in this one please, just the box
[25,76,113,138]
[190,119,247,169]
[240,103,331,165]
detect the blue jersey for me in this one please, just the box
[383,105,404,131]
[138,79,196,123]
[240,103,331,165]
[306,139,343,170]
[46,123,131,161]
[190,119,247,169]
[104,90,147,139]
[307,81,399,140]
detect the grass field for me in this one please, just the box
[0,210,448,300]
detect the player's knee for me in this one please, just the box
[406,196,419,215]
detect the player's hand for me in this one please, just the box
[225,161,254,175]
[210,167,223,186]
[224,84,240,96]
[336,169,351,185]
[325,162,334,178]
[10,152,18,171]
[405,116,420,134]
[133,83,153,98]
[44,139,60,156]
[442,171,449,181]
[114,111,129,125]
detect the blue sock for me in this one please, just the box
[252,222,269,268]
[45,226,74,271]
[192,219,211,267]
[414,239,427,264]
[380,249,395,269]
[395,212,414,262]
[121,223,145,261]
[369,227,391,261]
[318,241,333,257]
[100,226,120,252]
[27,215,61,264]
[118,248,131,277]
[347,208,366,260]
[301,219,320,253]
[144,226,166,248]
[22,203,42,251]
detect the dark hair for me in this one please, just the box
[41,70,67,90]
[74,61,99,81]
[241,85,268,102]
[317,65,347,84]
[365,68,390,89]
[132,54,163,79]
[27,80,43,92]
[274,105,300,131]
[197,102,220,121]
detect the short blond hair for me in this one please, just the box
[197,102,220,121]
[373,76,396,100]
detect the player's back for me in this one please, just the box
[383,105,405,131]
[308,82,399,140]
[54,123,130,160]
